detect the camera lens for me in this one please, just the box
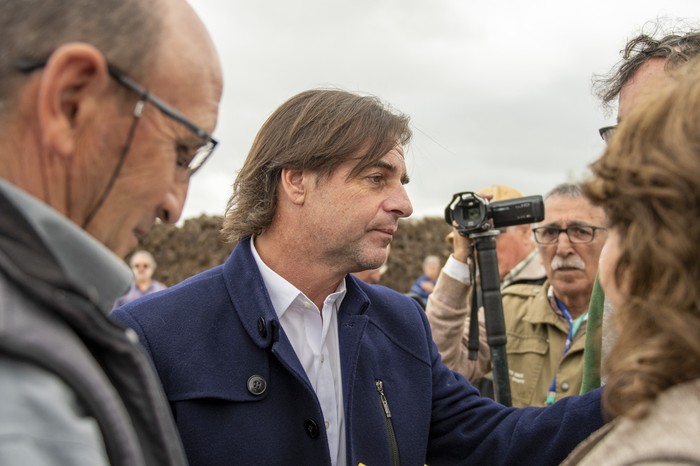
[467,208,481,221]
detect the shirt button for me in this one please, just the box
[325,421,330,429]
[561,382,570,392]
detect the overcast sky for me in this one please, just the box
[181,0,700,222]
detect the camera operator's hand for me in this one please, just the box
[451,228,472,264]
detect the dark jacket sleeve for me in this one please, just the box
[422,303,604,466]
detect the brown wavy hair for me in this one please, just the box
[221,89,411,243]
[584,58,700,419]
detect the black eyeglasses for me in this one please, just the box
[598,125,617,145]
[532,225,607,244]
[15,57,218,179]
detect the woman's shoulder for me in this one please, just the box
[565,379,700,465]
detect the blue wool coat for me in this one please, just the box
[112,238,603,466]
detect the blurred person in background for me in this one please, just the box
[113,250,167,308]
[408,254,441,305]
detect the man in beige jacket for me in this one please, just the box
[429,184,545,383]
[427,183,606,407]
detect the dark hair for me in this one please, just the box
[584,57,700,419]
[594,23,700,110]
[0,0,162,104]
[221,89,412,243]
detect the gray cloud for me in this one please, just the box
[182,0,700,220]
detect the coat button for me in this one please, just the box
[561,382,570,392]
[257,317,267,337]
[304,419,320,439]
[247,375,267,396]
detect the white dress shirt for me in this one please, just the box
[251,240,347,466]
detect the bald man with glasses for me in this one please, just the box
[0,0,222,464]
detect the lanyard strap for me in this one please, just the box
[546,299,586,406]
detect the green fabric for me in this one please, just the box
[580,275,605,393]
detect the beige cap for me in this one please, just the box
[477,184,523,202]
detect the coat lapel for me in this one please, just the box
[223,237,311,387]
[337,278,370,405]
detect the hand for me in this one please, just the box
[451,227,472,263]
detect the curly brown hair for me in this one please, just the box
[584,58,700,419]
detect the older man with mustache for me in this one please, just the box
[428,182,607,407]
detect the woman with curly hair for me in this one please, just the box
[562,58,700,465]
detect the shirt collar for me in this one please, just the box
[250,238,348,319]
[547,285,589,323]
[547,285,559,312]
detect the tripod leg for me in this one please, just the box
[475,235,512,407]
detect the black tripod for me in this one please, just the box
[465,230,512,407]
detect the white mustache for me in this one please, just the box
[551,256,585,271]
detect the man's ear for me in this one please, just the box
[279,168,308,205]
[36,43,111,158]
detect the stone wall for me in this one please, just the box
[137,215,453,294]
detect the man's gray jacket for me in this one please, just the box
[0,180,188,466]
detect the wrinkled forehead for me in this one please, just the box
[346,143,407,178]
[542,196,606,226]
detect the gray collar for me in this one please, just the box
[0,179,131,312]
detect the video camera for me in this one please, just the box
[443,191,545,406]
[444,192,545,235]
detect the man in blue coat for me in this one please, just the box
[113,89,604,466]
